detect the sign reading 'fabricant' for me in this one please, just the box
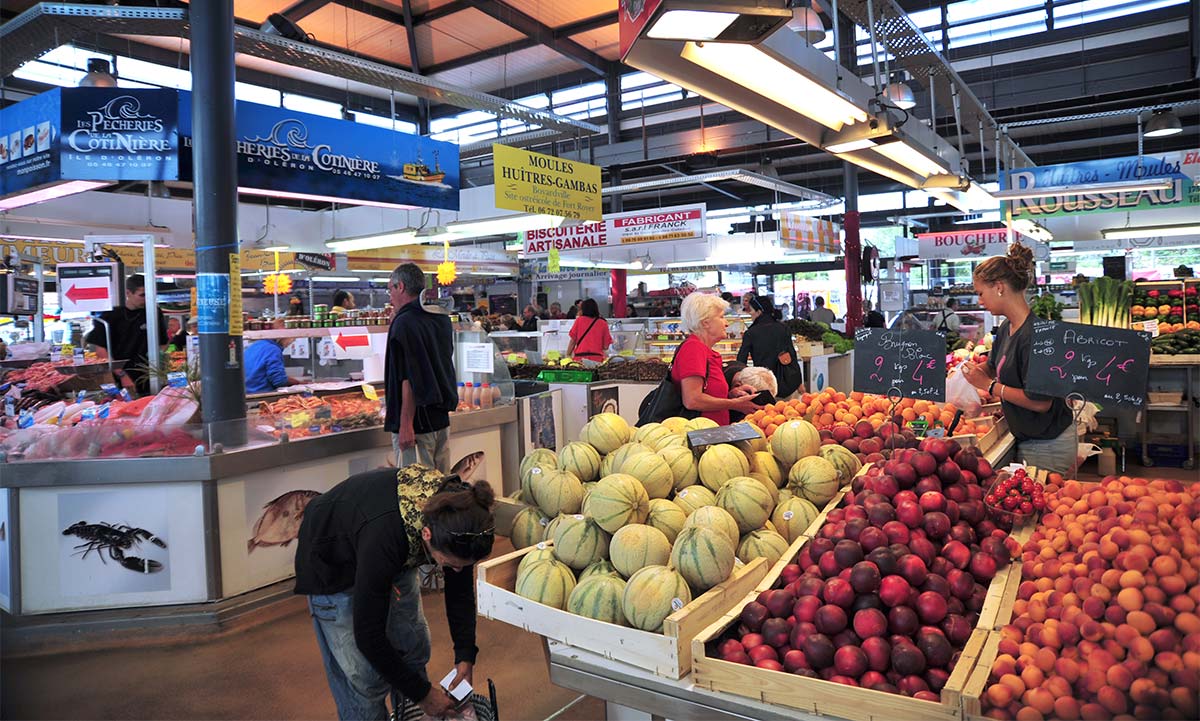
[494,144,601,221]
[521,204,706,257]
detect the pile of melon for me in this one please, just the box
[510,412,861,633]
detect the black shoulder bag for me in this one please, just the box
[637,343,702,425]
[573,317,600,358]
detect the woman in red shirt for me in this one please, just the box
[566,298,613,364]
[671,293,764,425]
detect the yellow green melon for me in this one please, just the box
[716,476,776,534]
[622,565,692,632]
[645,498,688,544]
[515,558,576,610]
[769,419,821,468]
[633,423,675,449]
[511,506,549,549]
[579,559,620,582]
[660,417,689,435]
[651,433,688,451]
[568,574,627,625]
[772,496,820,543]
[531,469,585,517]
[670,526,736,592]
[787,456,841,507]
[697,444,751,492]
[551,514,611,571]
[559,441,602,483]
[520,451,559,499]
[581,474,650,533]
[609,524,671,578]
[580,413,631,455]
[658,445,698,491]
[737,528,790,566]
[685,417,720,433]
[672,485,716,516]
[749,451,784,488]
[614,452,674,499]
[817,443,863,487]
[517,542,556,574]
[682,505,740,551]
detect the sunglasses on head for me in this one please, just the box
[448,527,495,539]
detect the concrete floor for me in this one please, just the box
[1,539,607,721]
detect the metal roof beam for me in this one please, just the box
[280,0,333,22]
[400,0,430,134]
[423,11,618,77]
[461,0,613,76]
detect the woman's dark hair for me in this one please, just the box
[332,290,351,307]
[423,477,496,562]
[974,243,1034,292]
[581,298,600,318]
[749,294,780,320]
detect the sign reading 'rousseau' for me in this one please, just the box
[494,144,601,221]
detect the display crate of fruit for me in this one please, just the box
[476,544,769,679]
[690,438,1020,721]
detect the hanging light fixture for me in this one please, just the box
[882,77,916,110]
[786,4,825,44]
[78,58,117,88]
[1143,108,1183,138]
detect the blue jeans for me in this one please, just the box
[308,569,431,721]
[1017,422,1078,476]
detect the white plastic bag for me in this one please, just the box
[945,368,983,415]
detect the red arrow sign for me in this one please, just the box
[335,333,370,351]
[66,284,110,303]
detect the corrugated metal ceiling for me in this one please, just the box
[569,24,620,61]
[301,4,411,66]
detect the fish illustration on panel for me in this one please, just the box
[248,490,320,553]
[450,452,484,482]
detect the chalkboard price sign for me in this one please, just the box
[852,328,947,401]
[1027,320,1151,407]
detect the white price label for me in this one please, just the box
[317,337,338,360]
[288,338,310,359]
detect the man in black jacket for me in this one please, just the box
[85,274,168,395]
[385,263,458,471]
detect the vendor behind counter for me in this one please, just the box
[245,335,305,394]
[84,273,168,396]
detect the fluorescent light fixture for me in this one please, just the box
[825,138,878,154]
[954,211,1002,225]
[448,214,567,236]
[261,244,290,252]
[0,233,85,244]
[873,140,951,178]
[1100,223,1200,240]
[326,230,419,252]
[312,276,362,282]
[0,181,112,211]
[647,10,738,40]
[680,41,868,131]
[1013,218,1053,242]
[992,178,1173,200]
[240,187,419,211]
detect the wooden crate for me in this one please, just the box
[960,631,1003,719]
[476,542,769,679]
[976,416,1008,455]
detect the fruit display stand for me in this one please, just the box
[476,545,770,679]
[1142,353,1200,470]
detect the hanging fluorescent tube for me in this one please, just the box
[1100,223,1200,240]
[992,178,1173,200]
[680,41,868,131]
[0,181,112,212]
[240,187,419,211]
[448,214,566,236]
[311,276,362,282]
[326,230,419,252]
[647,11,739,40]
[643,2,792,43]
[872,140,952,179]
[824,138,878,154]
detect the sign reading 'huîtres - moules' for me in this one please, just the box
[493,144,601,221]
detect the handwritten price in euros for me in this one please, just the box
[1048,350,1136,386]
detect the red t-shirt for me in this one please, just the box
[569,316,612,360]
[671,334,730,425]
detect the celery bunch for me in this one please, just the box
[1078,277,1133,327]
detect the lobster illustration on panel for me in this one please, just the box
[62,521,167,573]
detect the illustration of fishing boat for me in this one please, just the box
[402,150,446,183]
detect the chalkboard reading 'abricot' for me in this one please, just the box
[1027,320,1151,407]
[853,328,947,402]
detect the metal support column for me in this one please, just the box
[605,68,621,146]
[191,0,246,445]
[611,269,628,319]
[843,164,863,336]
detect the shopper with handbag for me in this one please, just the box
[668,293,765,425]
[565,298,613,365]
[737,294,805,399]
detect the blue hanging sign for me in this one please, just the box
[178,92,459,211]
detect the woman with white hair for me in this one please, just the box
[672,293,765,425]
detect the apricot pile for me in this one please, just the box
[981,475,1200,720]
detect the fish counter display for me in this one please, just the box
[0,403,518,617]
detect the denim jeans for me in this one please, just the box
[308,569,431,721]
[1017,422,1078,476]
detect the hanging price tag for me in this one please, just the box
[548,247,560,273]
[361,383,379,401]
[50,346,62,362]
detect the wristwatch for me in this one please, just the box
[987,379,997,395]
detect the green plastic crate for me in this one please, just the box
[537,369,596,383]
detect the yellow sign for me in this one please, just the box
[780,213,842,255]
[229,253,243,337]
[493,144,602,221]
[346,245,518,275]
[0,238,295,272]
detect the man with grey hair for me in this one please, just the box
[385,263,457,471]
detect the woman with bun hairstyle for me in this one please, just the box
[960,244,1075,474]
[295,465,495,720]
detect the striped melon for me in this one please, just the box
[544,514,572,544]
[651,433,688,451]
[515,558,576,610]
[660,416,689,435]
[772,496,820,543]
[672,485,717,516]
[622,565,692,632]
[750,472,780,507]
[763,519,780,535]
[670,526,736,592]
[520,455,559,499]
[609,524,672,577]
[551,515,611,571]
[531,469,585,517]
[769,419,821,468]
[787,456,841,507]
[698,444,751,492]
[517,542,557,575]
[520,448,558,480]
[633,423,675,449]
[685,417,720,433]
[737,529,790,566]
[582,474,650,533]
[818,443,863,487]
[579,559,620,582]
[559,442,602,483]
[511,506,550,549]
[739,422,769,453]
[580,413,631,455]
[646,498,688,544]
[749,451,784,488]
[581,482,597,505]
[658,445,699,491]
[716,476,776,533]
[568,574,627,625]
[614,452,674,499]
[604,442,655,476]
[682,506,740,550]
